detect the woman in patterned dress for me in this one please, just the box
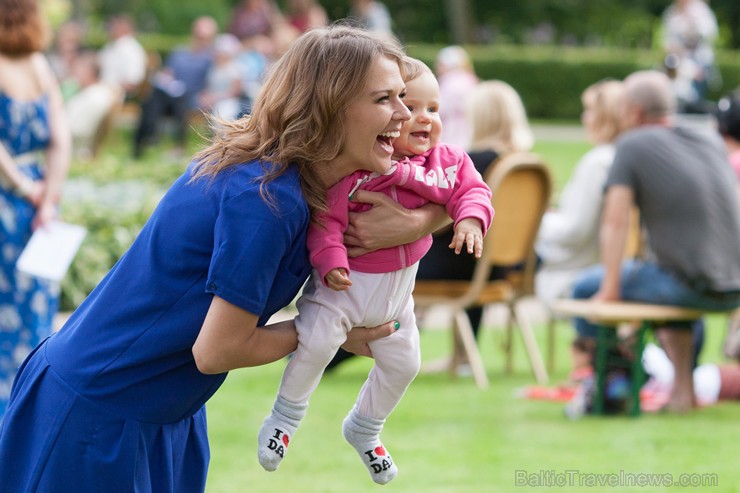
[0,0,72,418]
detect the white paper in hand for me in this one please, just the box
[16,221,87,282]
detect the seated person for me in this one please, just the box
[64,51,118,158]
[197,34,244,123]
[535,80,626,306]
[571,71,740,413]
[132,16,217,158]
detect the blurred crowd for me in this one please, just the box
[44,0,395,160]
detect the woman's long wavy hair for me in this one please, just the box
[192,24,407,216]
[0,0,49,56]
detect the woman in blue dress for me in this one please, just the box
[0,23,450,492]
[0,0,72,418]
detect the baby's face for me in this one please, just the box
[392,71,442,159]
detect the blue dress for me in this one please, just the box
[0,161,312,492]
[0,91,59,418]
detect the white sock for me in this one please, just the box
[342,407,398,484]
[257,395,308,471]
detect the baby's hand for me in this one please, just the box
[448,218,484,258]
[325,268,352,291]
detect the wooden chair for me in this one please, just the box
[414,152,553,389]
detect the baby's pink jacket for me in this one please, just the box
[308,144,494,283]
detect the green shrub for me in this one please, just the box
[59,180,165,310]
[59,131,191,311]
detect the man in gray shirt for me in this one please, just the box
[572,70,740,413]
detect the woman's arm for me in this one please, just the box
[0,142,43,201]
[192,295,396,374]
[35,53,71,228]
[343,189,451,257]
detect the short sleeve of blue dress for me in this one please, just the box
[206,173,311,319]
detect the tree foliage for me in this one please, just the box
[66,0,740,48]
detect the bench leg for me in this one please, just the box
[594,323,646,417]
[593,325,608,415]
[628,324,647,417]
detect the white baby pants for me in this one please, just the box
[278,263,421,419]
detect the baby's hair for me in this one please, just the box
[401,56,433,83]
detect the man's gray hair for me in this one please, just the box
[624,70,676,119]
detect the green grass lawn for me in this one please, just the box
[205,315,739,493]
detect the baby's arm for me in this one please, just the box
[307,179,354,285]
[325,267,352,291]
[449,217,484,258]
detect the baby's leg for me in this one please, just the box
[258,279,352,471]
[343,296,420,484]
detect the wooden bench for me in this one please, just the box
[549,299,706,416]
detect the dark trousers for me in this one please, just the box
[133,88,190,157]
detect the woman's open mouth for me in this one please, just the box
[377,131,400,154]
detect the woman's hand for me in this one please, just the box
[344,190,451,257]
[26,179,45,207]
[31,201,57,230]
[194,298,399,374]
[342,320,399,357]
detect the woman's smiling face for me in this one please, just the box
[332,55,411,179]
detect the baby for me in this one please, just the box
[257,58,494,484]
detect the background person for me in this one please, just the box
[661,0,719,112]
[435,45,478,150]
[64,50,118,158]
[349,0,393,36]
[228,0,282,41]
[571,70,740,413]
[133,16,218,159]
[0,0,72,419]
[0,25,447,491]
[535,80,627,306]
[417,80,533,347]
[98,14,147,100]
[197,33,244,123]
[47,19,85,100]
[286,0,329,33]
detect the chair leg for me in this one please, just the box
[503,308,514,375]
[454,310,489,389]
[547,315,557,374]
[512,302,549,385]
[450,326,464,378]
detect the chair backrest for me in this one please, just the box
[468,152,553,299]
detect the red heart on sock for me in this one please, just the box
[374,446,386,456]
[283,435,290,446]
